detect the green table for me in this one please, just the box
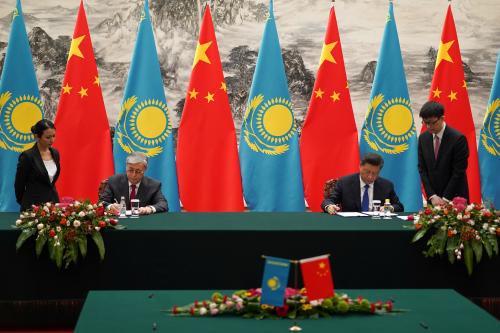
[74,289,500,333]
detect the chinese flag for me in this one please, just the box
[300,4,359,212]
[300,255,335,301]
[53,0,114,202]
[427,5,481,203]
[176,5,244,211]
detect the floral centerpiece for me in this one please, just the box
[411,197,500,275]
[14,201,123,269]
[169,288,395,320]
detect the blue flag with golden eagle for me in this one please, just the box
[478,50,500,208]
[260,256,290,306]
[113,0,180,211]
[359,3,422,211]
[0,0,44,212]
[239,0,305,211]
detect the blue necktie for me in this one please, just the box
[361,184,369,212]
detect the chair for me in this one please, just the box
[98,178,109,199]
[323,178,338,199]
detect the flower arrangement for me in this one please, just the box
[14,200,124,269]
[411,197,500,275]
[170,288,395,320]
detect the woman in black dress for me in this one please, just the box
[14,120,60,211]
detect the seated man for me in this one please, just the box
[321,153,404,214]
[100,152,168,214]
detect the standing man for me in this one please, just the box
[321,153,404,214]
[418,101,469,205]
[100,152,168,214]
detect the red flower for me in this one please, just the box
[40,211,46,217]
[275,304,289,317]
[223,295,228,303]
[98,221,106,228]
[202,301,208,308]
[483,211,492,218]
[415,223,422,231]
[194,300,199,307]
[424,208,432,215]
[357,296,363,304]
[60,218,67,226]
[385,301,393,312]
[49,229,56,238]
[109,219,118,226]
[407,215,414,221]
[370,303,376,313]
[96,207,105,217]
[496,228,500,237]
[190,307,195,316]
[447,229,454,238]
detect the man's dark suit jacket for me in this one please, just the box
[321,173,404,213]
[100,174,168,212]
[15,144,60,211]
[418,125,469,201]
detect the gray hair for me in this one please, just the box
[126,152,148,168]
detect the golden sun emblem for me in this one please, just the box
[480,98,500,156]
[363,94,416,154]
[0,91,43,152]
[267,276,281,291]
[115,96,172,157]
[243,94,297,155]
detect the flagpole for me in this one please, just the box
[289,260,302,332]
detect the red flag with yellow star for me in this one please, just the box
[176,5,244,211]
[300,255,335,301]
[53,0,113,202]
[299,5,359,211]
[427,5,481,202]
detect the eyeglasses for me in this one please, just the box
[126,168,144,175]
[422,117,442,126]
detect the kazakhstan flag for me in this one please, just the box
[239,0,305,211]
[0,0,44,212]
[260,256,290,307]
[478,50,500,208]
[113,0,180,211]
[359,3,422,211]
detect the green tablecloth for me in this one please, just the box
[74,289,500,333]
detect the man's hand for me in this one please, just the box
[326,204,341,215]
[109,203,121,215]
[139,206,154,215]
[430,195,446,206]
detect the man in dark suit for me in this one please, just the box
[100,152,168,214]
[321,153,404,214]
[418,101,469,205]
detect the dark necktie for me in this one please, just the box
[130,184,137,201]
[434,135,440,160]
[361,184,369,212]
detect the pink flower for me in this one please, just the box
[275,304,289,317]
[210,308,219,315]
[452,197,467,212]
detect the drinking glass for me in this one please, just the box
[372,200,381,219]
[131,199,140,218]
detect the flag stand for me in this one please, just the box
[289,260,302,332]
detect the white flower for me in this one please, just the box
[46,202,52,208]
[87,205,93,210]
[483,223,489,230]
[15,219,22,226]
[457,213,463,220]
[219,304,226,311]
[71,212,76,216]
[73,220,81,228]
[78,211,86,217]
[468,220,475,226]
[37,223,44,230]
[452,229,457,235]
[440,226,446,231]
[66,220,71,226]
[475,235,481,240]
[34,219,38,223]
[38,229,45,235]
[95,226,101,231]
[54,235,58,240]
[43,206,50,213]
[225,301,234,309]
[310,300,320,307]
[199,307,207,315]
[434,206,442,211]
[74,201,81,206]
[466,204,474,212]
[30,213,35,217]
[489,227,496,234]
[28,221,33,226]
[56,226,62,232]
[235,302,244,311]
[209,303,217,310]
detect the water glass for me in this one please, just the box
[372,200,381,219]
[131,199,140,218]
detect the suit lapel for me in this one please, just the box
[436,126,450,165]
[121,175,130,204]
[136,177,147,204]
[352,175,361,211]
[31,147,51,184]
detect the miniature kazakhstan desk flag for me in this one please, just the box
[359,2,422,211]
[478,50,500,208]
[260,256,290,306]
[0,0,44,212]
[239,0,305,211]
[113,0,180,211]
